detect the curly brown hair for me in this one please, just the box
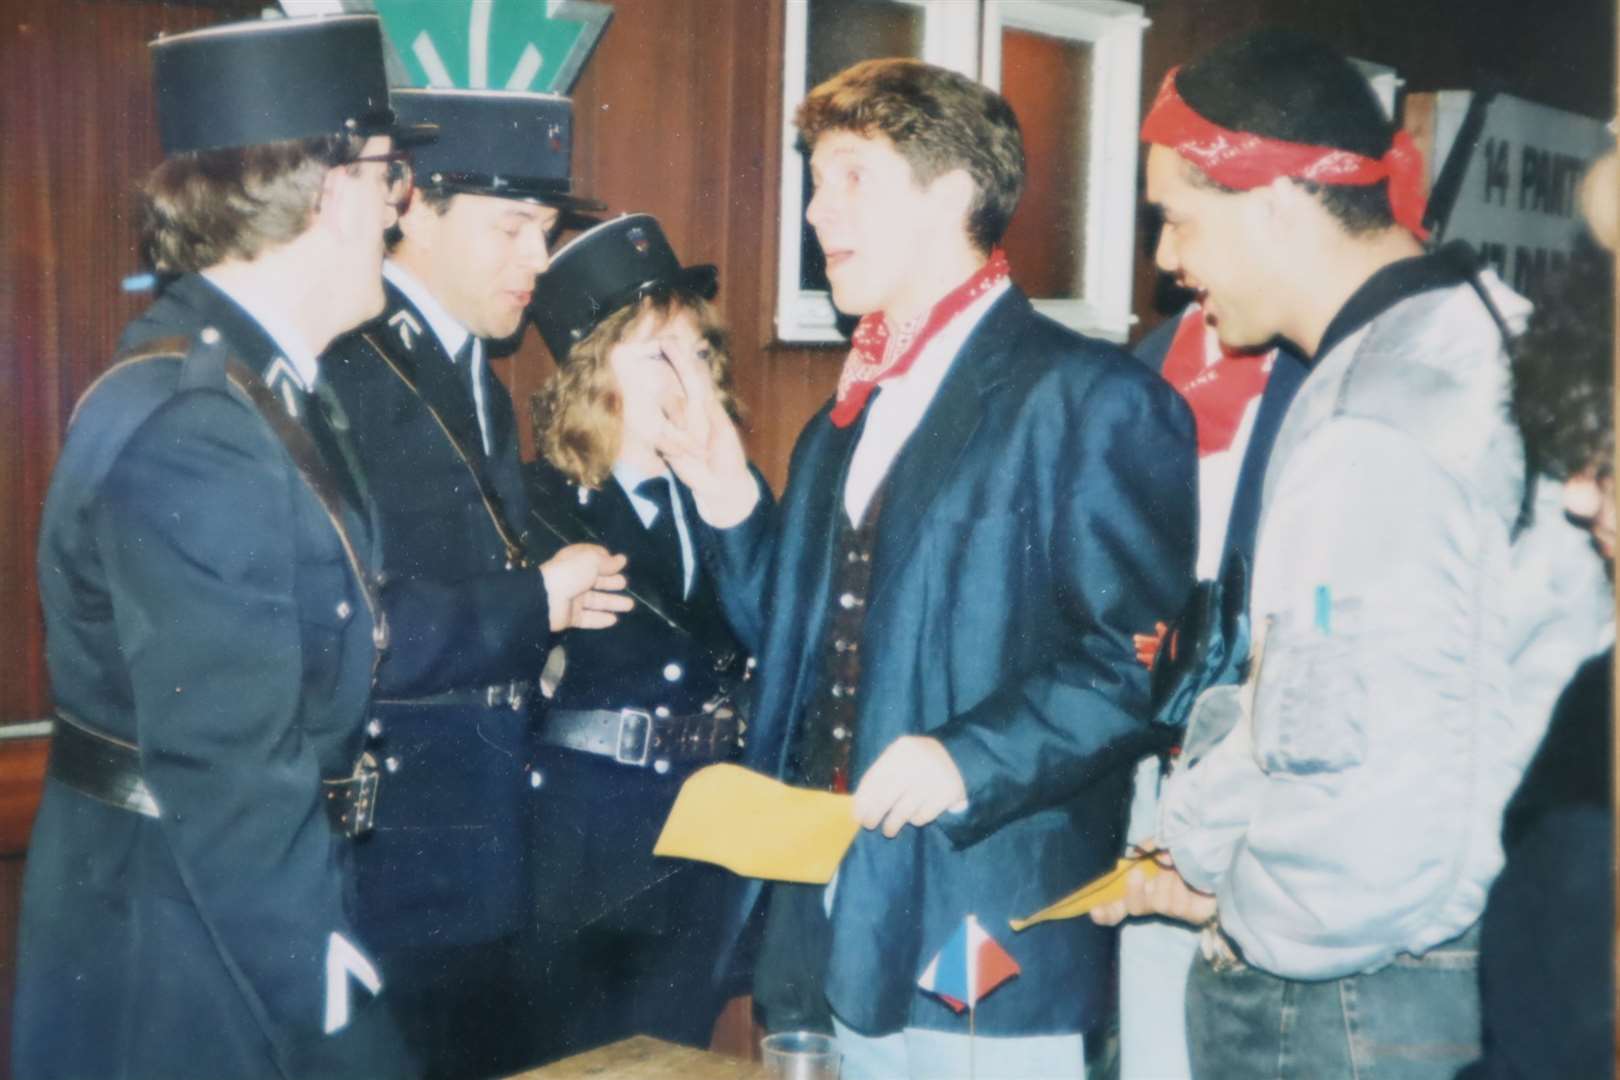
[531,288,741,488]
[795,58,1025,253]
[1512,242,1615,482]
[141,133,364,274]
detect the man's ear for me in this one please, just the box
[1256,175,1319,243]
[928,167,979,231]
[394,194,438,253]
[310,164,349,235]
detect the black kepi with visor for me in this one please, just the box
[391,88,604,214]
[150,14,433,156]
[530,214,718,363]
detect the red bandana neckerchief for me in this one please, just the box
[1140,67,1431,241]
[1160,304,1275,457]
[829,248,1011,428]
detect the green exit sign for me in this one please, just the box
[281,1,613,93]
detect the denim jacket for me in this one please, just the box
[1159,270,1610,980]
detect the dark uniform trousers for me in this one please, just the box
[14,275,414,1080]
[323,281,557,1079]
[523,459,759,1061]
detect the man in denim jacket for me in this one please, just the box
[1093,31,1610,1077]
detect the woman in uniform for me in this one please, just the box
[523,214,761,1057]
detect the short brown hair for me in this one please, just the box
[532,289,741,488]
[385,185,454,252]
[795,58,1025,252]
[141,134,363,274]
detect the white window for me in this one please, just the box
[777,0,1148,344]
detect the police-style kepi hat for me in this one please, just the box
[151,15,431,156]
[531,214,718,363]
[392,89,604,213]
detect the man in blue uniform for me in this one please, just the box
[320,89,629,1078]
[14,16,422,1079]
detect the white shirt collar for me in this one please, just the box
[384,260,472,362]
[841,279,1011,523]
[611,459,672,498]
[200,270,318,391]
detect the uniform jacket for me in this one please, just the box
[526,458,748,717]
[322,280,554,948]
[1160,257,1606,979]
[523,459,754,936]
[15,274,412,1079]
[710,288,1197,1036]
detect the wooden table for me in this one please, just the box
[509,1036,768,1078]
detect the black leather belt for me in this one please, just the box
[373,678,537,712]
[48,710,381,838]
[538,702,742,770]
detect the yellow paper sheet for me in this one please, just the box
[652,763,859,884]
[1009,854,1163,931]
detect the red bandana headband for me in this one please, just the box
[1141,67,1430,241]
[829,248,1011,428]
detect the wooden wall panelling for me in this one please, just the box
[496,0,840,493]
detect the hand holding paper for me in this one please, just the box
[1010,853,1167,931]
[652,763,859,883]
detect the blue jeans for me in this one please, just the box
[1186,925,1481,1079]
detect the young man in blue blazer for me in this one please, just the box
[660,58,1197,1080]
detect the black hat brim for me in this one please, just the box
[389,120,441,148]
[422,174,605,212]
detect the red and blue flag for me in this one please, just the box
[917,914,1021,1013]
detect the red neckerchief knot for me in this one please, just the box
[1140,67,1431,241]
[829,248,1011,428]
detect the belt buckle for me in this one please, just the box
[615,709,652,767]
[486,681,529,711]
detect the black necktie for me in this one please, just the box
[308,380,368,513]
[457,337,489,458]
[635,476,688,600]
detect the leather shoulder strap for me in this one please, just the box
[223,358,389,654]
[68,336,390,661]
[67,336,194,429]
[359,331,528,567]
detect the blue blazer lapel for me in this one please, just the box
[867,289,1028,608]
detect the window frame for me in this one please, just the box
[774,0,1148,344]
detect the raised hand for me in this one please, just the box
[653,332,757,528]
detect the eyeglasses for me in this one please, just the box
[350,149,414,207]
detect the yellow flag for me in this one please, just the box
[653,763,860,884]
[1009,854,1163,931]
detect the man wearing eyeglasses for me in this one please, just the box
[16,16,425,1080]
[320,89,624,1079]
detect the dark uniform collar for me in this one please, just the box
[381,261,473,362]
[1313,251,1471,363]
